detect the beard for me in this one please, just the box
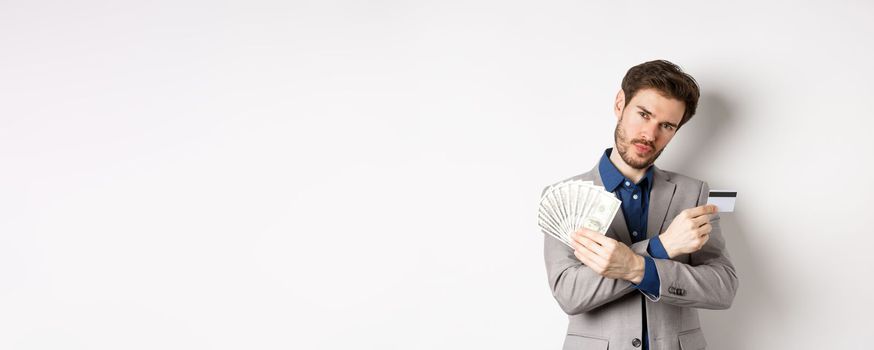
[613,116,665,170]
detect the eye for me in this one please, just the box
[638,112,649,119]
[662,123,675,131]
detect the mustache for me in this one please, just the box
[631,139,654,149]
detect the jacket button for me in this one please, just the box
[632,338,642,348]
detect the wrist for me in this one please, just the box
[627,255,645,284]
[660,234,677,259]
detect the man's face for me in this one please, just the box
[613,88,686,169]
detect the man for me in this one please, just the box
[543,60,738,350]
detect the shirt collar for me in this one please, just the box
[598,147,654,192]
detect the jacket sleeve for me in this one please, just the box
[645,181,740,309]
[542,185,637,315]
[544,233,638,314]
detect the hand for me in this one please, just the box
[571,228,645,284]
[659,204,718,258]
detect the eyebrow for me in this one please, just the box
[637,105,679,129]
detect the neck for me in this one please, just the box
[609,146,649,183]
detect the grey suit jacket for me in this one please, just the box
[543,162,739,350]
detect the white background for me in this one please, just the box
[2,1,872,349]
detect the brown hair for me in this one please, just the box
[621,60,700,129]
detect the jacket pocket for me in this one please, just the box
[562,333,608,350]
[678,328,707,350]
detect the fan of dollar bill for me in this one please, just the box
[538,180,622,248]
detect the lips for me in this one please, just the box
[633,143,652,153]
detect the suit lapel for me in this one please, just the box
[647,166,677,239]
[609,203,633,245]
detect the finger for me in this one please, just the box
[579,228,615,246]
[574,245,607,268]
[697,233,711,249]
[576,228,599,241]
[580,245,609,268]
[686,204,718,218]
[573,249,591,265]
[697,223,712,237]
[570,236,587,252]
[692,214,710,227]
[574,232,608,256]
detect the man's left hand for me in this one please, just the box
[571,228,645,284]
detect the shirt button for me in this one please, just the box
[632,338,642,348]
[625,181,631,186]
[632,231,638,237]
[632,194,639,200]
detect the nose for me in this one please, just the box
[639,122,659,143]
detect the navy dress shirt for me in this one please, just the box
[598,148,671,350]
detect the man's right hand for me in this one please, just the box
[659,204,718,258]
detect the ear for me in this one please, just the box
[614,89,625,120]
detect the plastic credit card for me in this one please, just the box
[707,190,737,212]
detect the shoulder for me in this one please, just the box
[659,167,704,185]
[655,167,709,195]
